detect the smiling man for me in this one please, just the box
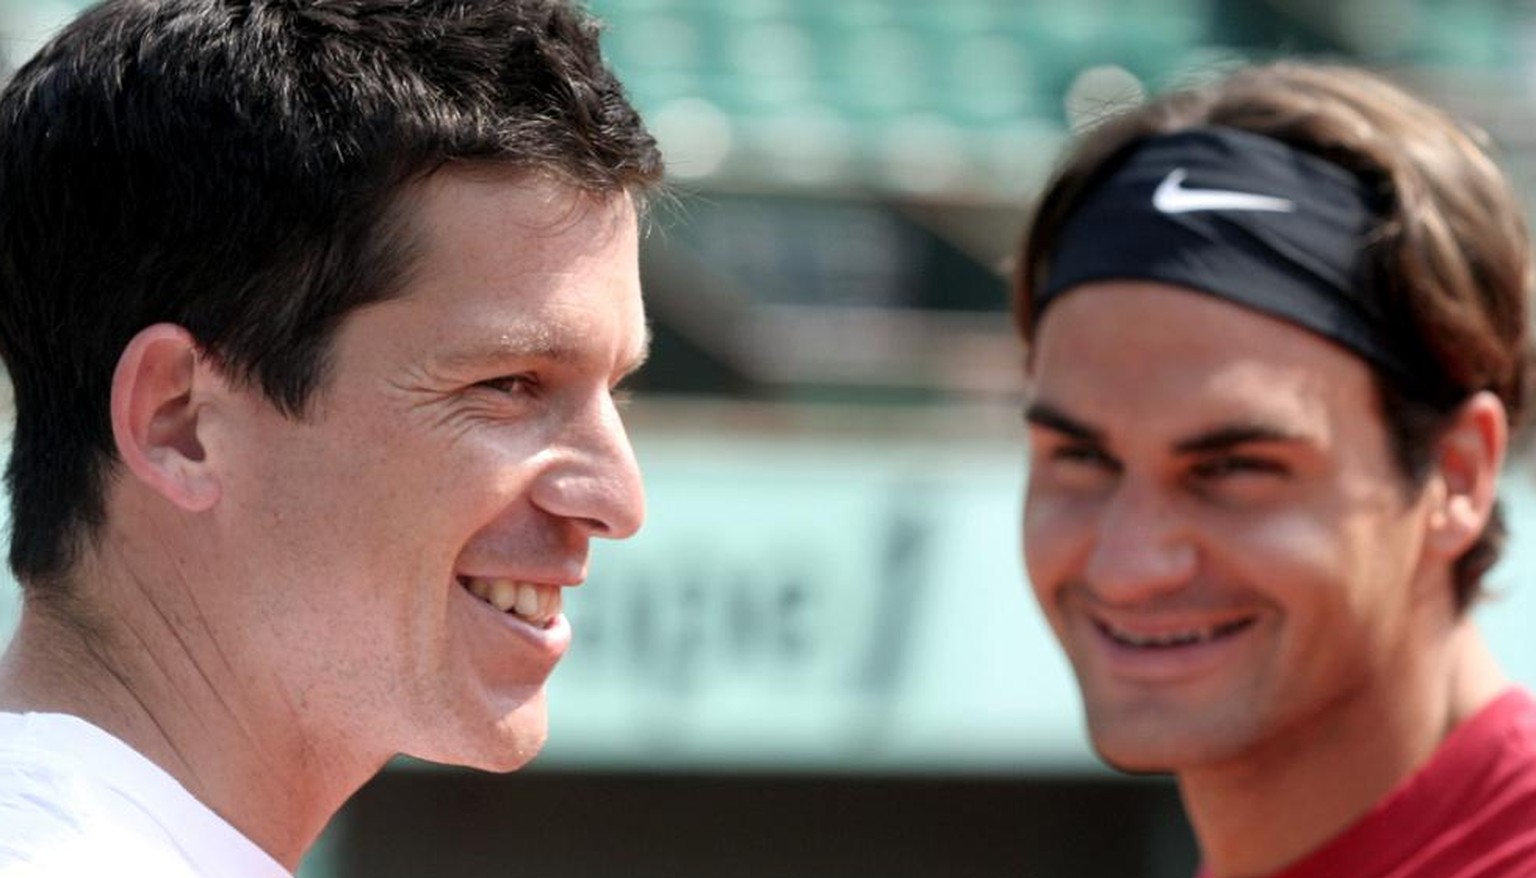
[1015,64,1536,876]
[0,1,659,875]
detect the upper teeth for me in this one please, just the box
[1103,619,1250,648]
[1114,628,1208,647]
[462,577,562,627]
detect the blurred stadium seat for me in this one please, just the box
[2,2,1534,877]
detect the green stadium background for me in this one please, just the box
[1,0,1535,875]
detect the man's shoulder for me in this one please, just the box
[1455,685,1536,778]
[0,763,200,877]
[1502,684,1536,732]
[1368,687,1536,876]
[0,711,134,815]
[0,712,291,878]
[1352,686,1536,878]
[0,712,200,877]
[1241,688,1536,878]
[0,711,111,832]
[0,824,201,878]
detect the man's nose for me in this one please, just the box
[1083,478,1196,602]
[529,395,645,540]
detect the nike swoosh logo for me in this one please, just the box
[1152,169,1295,214]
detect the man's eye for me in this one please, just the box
[1044,442,1118,475]
[1053,444,1117,469]
[1190,455,1288,480]
[478,374,538,396]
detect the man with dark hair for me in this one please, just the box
[1016,63,1536,876]
[0,0,661,873]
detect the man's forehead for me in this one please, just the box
[1032,282,1378,383]
[1036,281,1328,348]
[379,168,633,293]
[376,165,642,315]
[1027,287,1366,448]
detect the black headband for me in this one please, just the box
[1037,126,1450,398]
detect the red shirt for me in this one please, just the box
[1197,687,1536,878]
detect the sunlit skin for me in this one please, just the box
[200,170,649,768]
[1022,281,1506,876]
[0,168,649,869]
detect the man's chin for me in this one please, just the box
[1087,717,1246,777]
[465,738,546,773]
[403,695,550,772]
[404,724,548,773]
[1094,744,1176,777]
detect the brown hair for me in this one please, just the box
[1015,62,1534,611]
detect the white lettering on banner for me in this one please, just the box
[562,503,929,697]
[536,439,1096,771]
[8,425,1536,771]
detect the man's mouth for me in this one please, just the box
[458,576,563,628]
[1094,616,1255,649]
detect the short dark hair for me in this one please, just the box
[0,0,663,589]
[1015,62,1534,612]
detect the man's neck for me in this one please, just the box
[0,570,382,872]
[1179,623,1507,878]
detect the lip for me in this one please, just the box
[452,576,572,662]
[1080,611,1259,685]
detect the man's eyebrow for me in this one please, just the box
[1025,404,1313,454]
[439,322,652,375]
[1024,402,1105,444]
[1173,423,1312,455]
[437,327,572,370]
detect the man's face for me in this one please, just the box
[208,171,646,771]
[1023,281,1441,773]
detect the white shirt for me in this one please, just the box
[0,712,291,878]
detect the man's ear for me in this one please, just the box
[110,323,223,512]
[1423,391,1507,560]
